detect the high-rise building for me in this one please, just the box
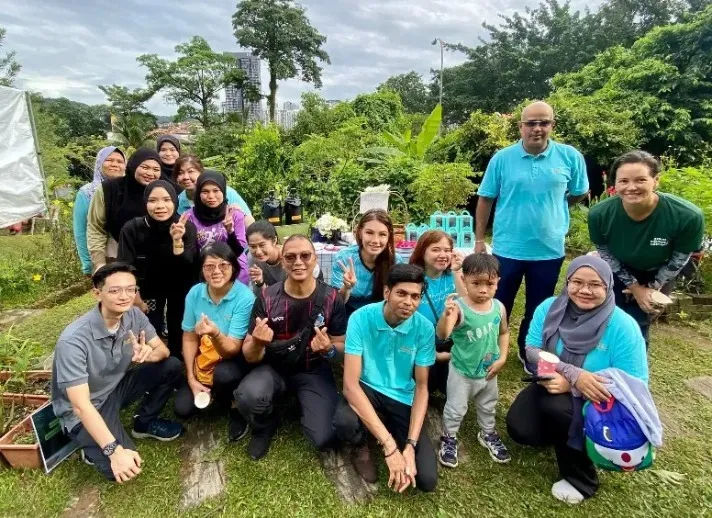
[223,52,262,122]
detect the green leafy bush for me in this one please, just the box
[658,163,712,235]
[566,204,594,253]
[409,163,479,223]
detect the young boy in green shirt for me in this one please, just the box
[437,254,511,467]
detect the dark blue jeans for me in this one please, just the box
[494,255,565,365]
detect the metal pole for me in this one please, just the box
[439,40,444,108]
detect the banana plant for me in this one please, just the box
[360,103,442,164]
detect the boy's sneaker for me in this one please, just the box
[478,430,511,463]
[131,418,183,441]
[438,434,459,468]
[248,422,277,460]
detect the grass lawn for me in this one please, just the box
[0,234,50,263]
[0,285,710,517]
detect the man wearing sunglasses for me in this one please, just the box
[238,235,347,460]
[475,101,589,373]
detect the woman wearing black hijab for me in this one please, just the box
[184,171,249,285]
[157,135,183,193]
[118,180,198,357]
[87,148,162,272]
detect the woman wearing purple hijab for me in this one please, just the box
[72,146,126,274]
[506,256,648,505]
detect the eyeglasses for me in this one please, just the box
[522,120,553,128]
[569,279,606,292]
[283,252,313,264]
[202,262,232,273]
[105,286,138,296]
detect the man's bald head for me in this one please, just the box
[521,101,554,121]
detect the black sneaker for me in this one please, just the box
[478,430,511,463]
[228,409,249,442]
[131,418,183,442]
[438,434,459,468]
[248,424,276,460]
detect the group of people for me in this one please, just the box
[53,101,703,504]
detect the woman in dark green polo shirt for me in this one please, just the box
[588,150,704,343]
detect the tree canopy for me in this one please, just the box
[378,71,432,114]
[0,27,20,87]
[233,0,330,122]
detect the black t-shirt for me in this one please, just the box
[249,280,347,371]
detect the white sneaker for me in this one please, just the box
[551,479,584,504]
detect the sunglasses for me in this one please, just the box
[203,262,232,273]
[522,120,553,128]
[283,252,313,264]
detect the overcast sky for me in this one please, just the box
[2,0,599,115]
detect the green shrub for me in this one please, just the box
[658,163,712,236]
[409,163,479,223]
[566,204,595,253]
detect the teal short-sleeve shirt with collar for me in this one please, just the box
[478,139,589,261]
[182,281,255,339]
[345,302,435,406]
[526,297,649,383]
[51,305,158,432]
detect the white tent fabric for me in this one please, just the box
[0,86,46,228]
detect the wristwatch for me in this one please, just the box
[323,345,337,359]
[102,440,119,457]
[406,438,418,450]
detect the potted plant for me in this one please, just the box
[312,214,349,244]
[0,381,47,469]
[0,329,51,396]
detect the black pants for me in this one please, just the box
[235,363,338,450]
[506,383,598,498]
[493,255,565,363]
[332,383,438,493]
[68,357,184,481]
[612,272,674,346]
[174,356,252,418]
[429,360,449,396]
[144,291,186,359]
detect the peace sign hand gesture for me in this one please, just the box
[252,317,274,345]
[223,207,234,234]
[170,213,189,243]
[310,326,332,354]
[338,258,357,291]
[128,330,152,363]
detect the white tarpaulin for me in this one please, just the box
[0,86,46,228]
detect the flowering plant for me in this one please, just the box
[315,213,349,239]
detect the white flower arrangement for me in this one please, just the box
[315,213,349,238]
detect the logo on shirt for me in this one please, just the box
[595,341,608,352]
[271,316,284,322]
[650,237,668,247]
[466,322,496,342]
[398,346,415,355]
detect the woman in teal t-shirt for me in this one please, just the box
[409,230,466,395]
[506,256,647,505]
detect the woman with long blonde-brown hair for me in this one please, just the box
[331,209,403,317]
[410,230,467,394]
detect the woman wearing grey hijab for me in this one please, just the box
[505,256,648,505]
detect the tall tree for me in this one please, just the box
[32,97,110,141]
[378,71,432,114]
[97,85,157,147]
[0,27,21,87]
[233,0,330,122]
[137,36,246,129]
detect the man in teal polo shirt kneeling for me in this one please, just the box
[475,101,589,373]
[333,264,437,493]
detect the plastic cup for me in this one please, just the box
[650,291,672,307]
[194,392,211,409]
[537,351,559,378]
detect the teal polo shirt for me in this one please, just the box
[182,281,255,338]
[345,302,435,406]
[527,297,648,383]
[478,139,589,260]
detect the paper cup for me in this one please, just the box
[194,392,211,409]
[650,291,672,307]
[537,351,559,378]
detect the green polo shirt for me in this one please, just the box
[588,193,704,272]
[345,302,435,406]
[182,281,255,338]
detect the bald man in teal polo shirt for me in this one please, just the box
[475,101,589,373]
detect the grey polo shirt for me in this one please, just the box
[51,305,157,432]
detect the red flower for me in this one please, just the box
[607,186,616,196]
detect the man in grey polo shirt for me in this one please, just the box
[51,263,184,483]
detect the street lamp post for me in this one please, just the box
[431,37,444,108]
